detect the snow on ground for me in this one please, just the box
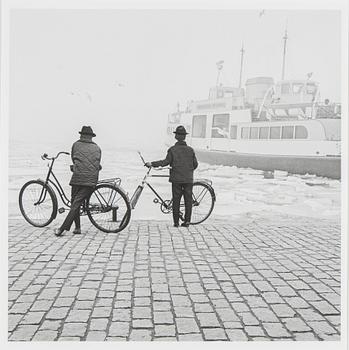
[197,163,340,221]
[8,141,341,222]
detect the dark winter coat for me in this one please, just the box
[151,141,198,183]
[69,139,102,187]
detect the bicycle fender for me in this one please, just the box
[211,186,216,202]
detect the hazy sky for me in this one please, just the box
[10,9,341,149]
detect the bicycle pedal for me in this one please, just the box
[58,207,65,214]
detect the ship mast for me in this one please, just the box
[238,43,245,88]
[216,60,224,86]
[281,23,288,80]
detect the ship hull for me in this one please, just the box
[195,149,341,179]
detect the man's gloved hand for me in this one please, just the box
[145,162,152,168]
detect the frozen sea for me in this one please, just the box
[9,140,341,223]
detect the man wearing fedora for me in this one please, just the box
[55,126,102,236]
[145,125,198,227]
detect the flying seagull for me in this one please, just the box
[69,90,92,103]
[259,9,265,18]
[216,60,224,70]
[86,92,92,102]
[115,81,125,88]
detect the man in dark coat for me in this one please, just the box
[145,125,198,227]
[55,126,102,236]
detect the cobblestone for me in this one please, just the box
[32,330,58,341]
[129,329,152,340]
[155,324,176,337]
[284,317,311,332]
[8,218,341,341]
[203,327,228,340]
[176,317,200,334]
[61,322,87,337]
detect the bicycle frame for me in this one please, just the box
[129,167,170,210]
[37,157,71,208]
[36,153,122,214]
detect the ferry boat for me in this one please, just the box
[165,32,341,179]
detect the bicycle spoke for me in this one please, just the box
[20,181,55,227]
[187,183,215,225]
[87,184,131,233]
[193,187,208,204]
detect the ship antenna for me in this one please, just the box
[238,43,245,88]
[216,60,224,86]
[281,21,288,80]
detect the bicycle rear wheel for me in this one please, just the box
[185,181,215,225]
[87,183,131,233]
[19,180,58,227]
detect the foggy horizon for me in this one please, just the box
[10,9,341,149]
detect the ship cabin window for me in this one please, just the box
[292,83,304,94]
[306,83,317,95]
[217,90,224,98]
[192,115,207,138]
[281,83,291,94]
[224,91,234,98]
[250,127,259,139]
[230,125,237,139]
[212,114,230,138]
[168,114,180,123]
[259,127,269,139]
[241,127,249,139]
[282,126,294,139]
[295,125,308,139]
[270,126,281,139]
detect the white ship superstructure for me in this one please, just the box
[166,79,341,178]
[165,28,341,179]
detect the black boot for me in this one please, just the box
[54,228,65,236]
[73,228,81,234]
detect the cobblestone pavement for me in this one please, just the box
[8,216,341,341]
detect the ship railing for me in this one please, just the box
[315,102,341,119]
[257,85,321,120]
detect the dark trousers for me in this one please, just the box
[60,185,93,231]
[172,183,193,224]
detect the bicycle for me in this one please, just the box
[19,151,215,233]
[129,152,216,225]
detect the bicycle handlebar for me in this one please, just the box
[137,151,146,165]
[41,151,70,161]
[137,151,171,171]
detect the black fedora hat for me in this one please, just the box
[79,126,96,137]
[173,125,188,135]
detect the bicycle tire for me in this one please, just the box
[188,181,215,225]
[19,180,58,227]
[86,183,131,233]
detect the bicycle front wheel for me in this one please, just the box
[189,181,215,225]
[87,183,131,233]
[19,180,58,227]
